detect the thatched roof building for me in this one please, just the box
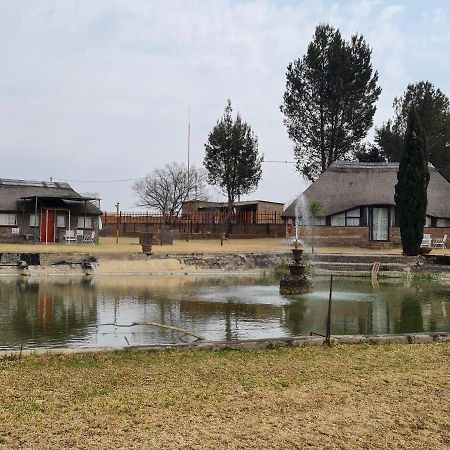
[0,179,101,215]
[283,162,450,220]
[0,178,101,244]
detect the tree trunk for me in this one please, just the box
[225,200,233,238]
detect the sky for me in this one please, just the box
[1,0,449,211]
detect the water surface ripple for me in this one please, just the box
[0,275,448,350]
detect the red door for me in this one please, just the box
[40,209,56,243]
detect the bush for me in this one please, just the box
[271,260,315,281]
[273,260,290,281]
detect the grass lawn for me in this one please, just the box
[0,344,449,449]
[0,237,287,254]
[1,236,449,256]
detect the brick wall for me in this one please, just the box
[287,225,450,248]
[0,213,99,244]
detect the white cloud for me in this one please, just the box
[0,0,448,209]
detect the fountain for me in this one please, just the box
[279,239,312,295]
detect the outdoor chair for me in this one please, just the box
[64,230,77,243]
[82,231,95,244]
[420,233,432,248]
[433,234,447,249]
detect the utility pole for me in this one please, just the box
[187,106,191,180]
[186,106,191,242]
[115,202,120,244]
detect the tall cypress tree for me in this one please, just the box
[394,109,429,256]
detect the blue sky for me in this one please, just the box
[1,0,449,209]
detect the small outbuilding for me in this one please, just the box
[182,200,284,224]
[0,179,102,244]
[283,162,450,247]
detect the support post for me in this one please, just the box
[115,202,120,244]
[34,197,38,244]
[325,274,333,346]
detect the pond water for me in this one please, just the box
[0,275,448,350]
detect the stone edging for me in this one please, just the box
[2,332,448,357]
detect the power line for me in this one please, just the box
[262,160,296,164]
[55,177,145,183]
[55,160,296,183]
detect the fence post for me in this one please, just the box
[325,275,333,346]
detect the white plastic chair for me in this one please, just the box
[420,233,432,248]
[82,231,95,244]
[433,234,447,249]
[64,230,76,243]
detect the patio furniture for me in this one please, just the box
[82,231,95,244]
[64,230,77,243]
[433,234,447,249]
[420,234,432,248]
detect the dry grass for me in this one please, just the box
[0,237,287,254]
[0,344,449,449]
[1,236,449,256]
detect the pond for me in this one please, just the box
[0,275,448,350]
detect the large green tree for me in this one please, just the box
[281,24,381,181]
[204,101,263,237]
[354,143,387,162]
[376,81,450,181]
[394,109,430,256]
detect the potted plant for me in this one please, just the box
[139,232,153,254]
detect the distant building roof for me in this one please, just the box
[0,178,102,215]
[183,200,284,208]
[283,162,450,219]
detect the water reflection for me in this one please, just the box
[0,275,448,350]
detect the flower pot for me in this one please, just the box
[141,244,152,253]
[419,247,432,255]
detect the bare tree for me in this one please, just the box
[133,162,208,216]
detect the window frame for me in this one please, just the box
[77,216,94,229]
[345,208,361,227]
[436,218,450,228]
[0,213,17,226]
[29,213,40,227]
[56,215,66,228]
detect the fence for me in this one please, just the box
[101,211,286,238]
[103,211,284,225]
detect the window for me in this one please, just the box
[345,208,361,227]
[331,213,345,226]
[314,217,326,226]
[56,215,66,228]
[425,216,432,228]
[30,214,40,227]
[390,206,396,227]
[77,217,93,229]
[0,214,17,226]
[436,218,450,228]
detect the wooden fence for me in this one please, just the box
[103,211,284,225]
[101,211,286,238]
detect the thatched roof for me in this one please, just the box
[283,162,450,219]
[0,179,102,215]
